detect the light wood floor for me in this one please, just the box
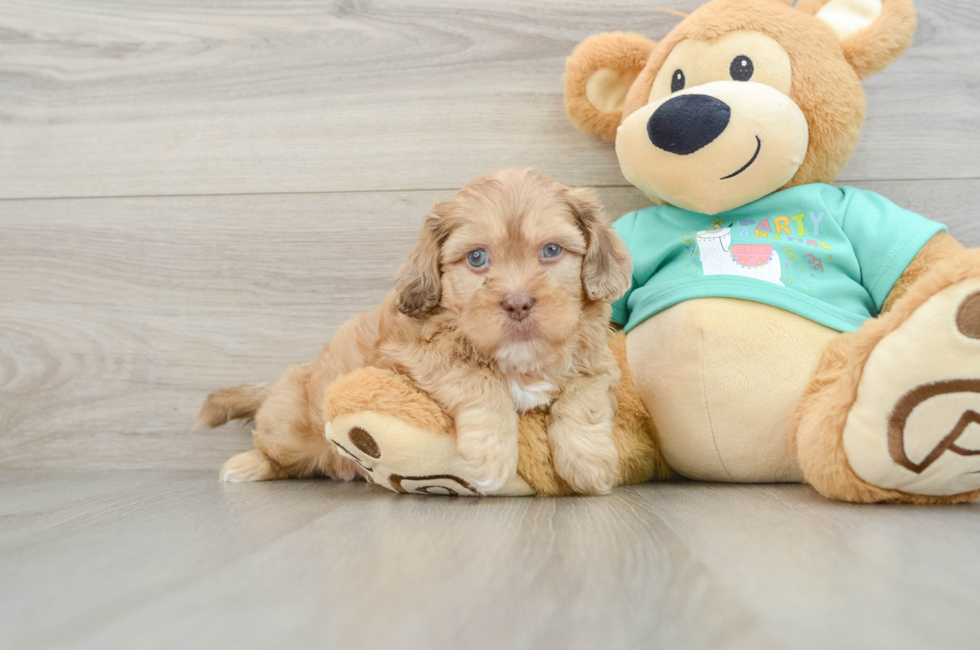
[5,471,980,650]
[2,1,979,648]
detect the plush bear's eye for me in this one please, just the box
[730,55,754,81]
[670,69,685,93]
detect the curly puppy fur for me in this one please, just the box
[199,168,633,494]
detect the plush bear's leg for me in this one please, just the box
[322,334,672,496]
[324,368,536,496]
[795,250,980,504]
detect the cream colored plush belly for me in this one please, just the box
[626,298,838,482]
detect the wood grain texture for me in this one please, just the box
[0,0,978,199]
[2,181,978,471]
[0,185,648,470]
[2,2,980,648]
[2,472,979,650]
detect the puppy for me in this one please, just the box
[199,168,633,494]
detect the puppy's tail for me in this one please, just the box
[196,383,272,429]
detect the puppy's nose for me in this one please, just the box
[647,94,731,155]
[502,293,535,321]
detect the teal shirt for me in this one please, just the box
[612,184,946,333]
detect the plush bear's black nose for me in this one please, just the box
[647,94,731,155]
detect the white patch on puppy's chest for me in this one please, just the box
[496,341,541,373]
[510,381,555,412]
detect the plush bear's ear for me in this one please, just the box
[564,32,656,140]
[798,0,916,79]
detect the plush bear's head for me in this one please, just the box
[565,0,916,215]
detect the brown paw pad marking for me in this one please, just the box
[349,426,380,458]
[957,291,980,339]
[329,435,374,473]
[389,474,476,496]
[888,379,980,474]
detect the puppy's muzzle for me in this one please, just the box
[502,293,536,322]
[647,94,731,155]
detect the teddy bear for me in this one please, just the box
[325,0,980,503]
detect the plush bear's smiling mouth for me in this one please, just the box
[614,81,809,215]
[720,136,762,180]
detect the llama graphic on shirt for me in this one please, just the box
[696,228,784,286]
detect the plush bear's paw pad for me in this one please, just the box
[844,279,980,497]
[325,415,489,496]
[327,425,381,484]
[956,290,980,339]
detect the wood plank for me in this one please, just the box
[0,472,775,650]
[2,472,978,649]
[2,180,979,471]
[0,185,650,471]
[623,483,980,650]
[76,481,777,650]
[1,0,978,200]
[0,471,361,649]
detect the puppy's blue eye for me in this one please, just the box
[541,244,562,259]
[467,249,489,268]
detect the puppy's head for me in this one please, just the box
[395,168,631,361]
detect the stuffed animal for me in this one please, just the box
[326,0,980,502]
[561,0,980,503]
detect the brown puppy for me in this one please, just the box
[199,168,632,494]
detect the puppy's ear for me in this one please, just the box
[799,0,916,79]
[395,212,444,317]
[564,32,656,140]
[567,188,632,303]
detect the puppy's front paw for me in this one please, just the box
[455,429,519,495]
[550,421,619,495]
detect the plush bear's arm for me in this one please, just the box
[881,232,965,313]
